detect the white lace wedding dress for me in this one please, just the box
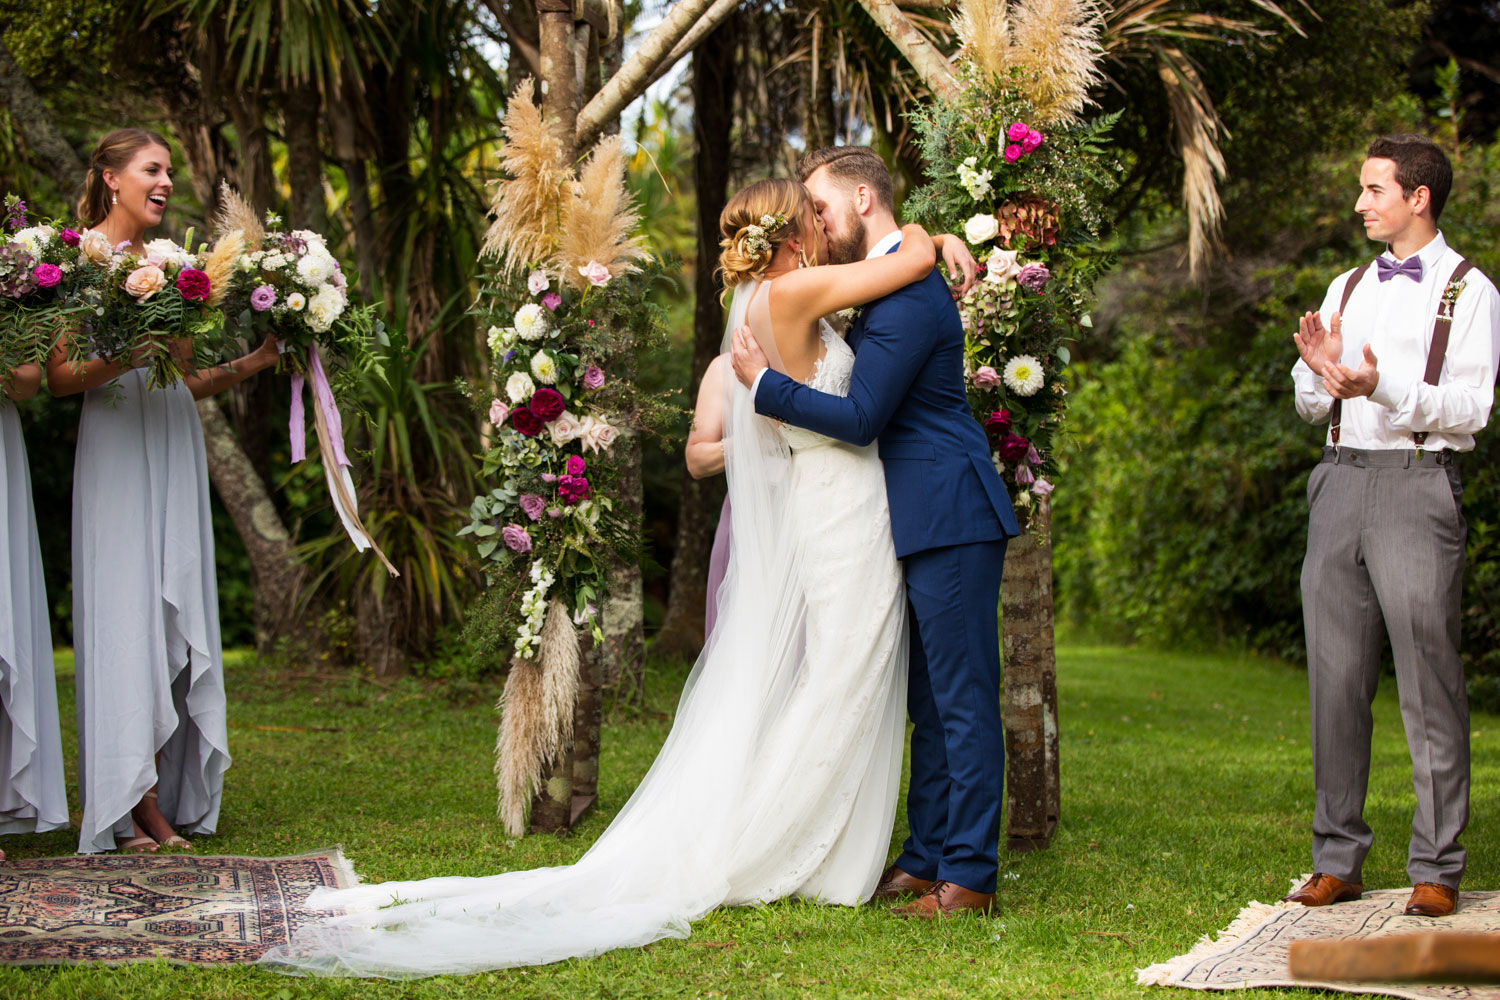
[261,281,908,977]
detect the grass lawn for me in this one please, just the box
[2,640,1495,998]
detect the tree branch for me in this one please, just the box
[851,0,961,102]
[0,37,85,192]
[576,0,720,147]
[641,0,741,94]
[484,0,543,79]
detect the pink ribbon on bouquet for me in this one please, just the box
[288,345,398,577]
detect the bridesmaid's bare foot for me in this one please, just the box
[132,790,192,850]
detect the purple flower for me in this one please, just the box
[540,472,558,483]
[1006,121,1030,142]
[519,493,547,521]
[1015,463,1035,486]
[250,284,277,311]
[542,292,562,312]
[504,350,517,364]
[501,524,532,553]
[1004,144,1023,164]
[565,454,586,477]
[582,365,606,390]
[1033,477,1054,497]
[1016,262,1050,292]
[547,507,563,518]
[3,197,26,231]
[32,263,61,288]
[60,228,81,248]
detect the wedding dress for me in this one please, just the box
[261,279,908,977]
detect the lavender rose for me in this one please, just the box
[1016,262,1051,292]
[250,284,277,311]
[501,524,532,553]
[518,493,547,521]
[582,365,606,390]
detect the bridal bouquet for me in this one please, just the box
[0,195,224,389]
[905,22,1118,515]
[203,186,394,573]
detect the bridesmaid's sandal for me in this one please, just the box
[119,836,158,854]
[157,835,193,850]
[134,791,192,850]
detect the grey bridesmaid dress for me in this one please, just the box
[72,370,230,853]
[0,403,69,838]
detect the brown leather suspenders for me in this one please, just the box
[1327,258,1478,448]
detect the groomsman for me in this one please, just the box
[1288,134,1499,918]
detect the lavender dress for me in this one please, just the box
[0,404,68,838]
[72,370,230,853]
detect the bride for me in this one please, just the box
[262,178,945,977]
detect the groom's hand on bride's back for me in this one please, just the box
[732,326,769,388]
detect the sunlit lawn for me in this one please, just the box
[2,640,1495,998]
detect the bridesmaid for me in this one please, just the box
[0,363,70,860]
[684,354,732,638]
[47,128,279,853]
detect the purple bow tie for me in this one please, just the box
[1376,255,1423,282]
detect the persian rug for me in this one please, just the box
[0,847,359,965]
[1138,882,1500,999]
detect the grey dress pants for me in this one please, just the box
[1300,446,1470,889]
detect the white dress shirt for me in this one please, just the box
[1292,232,1500,451]
[750,228,904,400]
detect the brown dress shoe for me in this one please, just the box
[890,880,995,919]
[1404,882,1458,917]
[870,865,935,902]
[1282,873,1363,907]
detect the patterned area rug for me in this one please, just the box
[1138,882,1500,999]
[0,848,359,965]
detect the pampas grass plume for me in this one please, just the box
[213,181,264,247]
[554,135,649,290]
[953,0,1015,79]
[202,230,244,308]
[495,657,547,835]
[483,78,569,277]
[1010,0,1102,123]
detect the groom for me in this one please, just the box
[732,146,1019,917]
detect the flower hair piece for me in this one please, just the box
[741,212,790,258]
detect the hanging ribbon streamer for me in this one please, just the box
[289,345,399,577]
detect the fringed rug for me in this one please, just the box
[0,847,359,965]
[1138,882,1500,999]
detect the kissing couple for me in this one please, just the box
[262,146,1019,978]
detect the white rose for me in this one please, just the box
[964,213,999,245]
[291,229,328,252]
[530,350,558,385]
[285,291,307,311]
[985,249,1021,285]
[514,302,548,340]
[505,371,536,403]
[144,238,191,268]
[78,229,114,266]
[306,284,345,332]
[297,251,336,285]
[548,410,582,445]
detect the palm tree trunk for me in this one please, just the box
[655,17,736,658]
[1000,498,1060,852]
[283,78,328,231]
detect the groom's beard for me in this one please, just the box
[826,207,867,265]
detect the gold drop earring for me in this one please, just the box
[797,244,812,269]
[111,192,118,205]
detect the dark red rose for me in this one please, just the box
[510,406,543,437]
[557,474,592,505]
[175,267,212,303]
[529,387,565,421]
[983,409,1013,436]
[996,433,1030,463]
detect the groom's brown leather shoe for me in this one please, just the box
[890,880,995,918]
[870,865,935,902]
[1282,873,1363,907]
[1404,882,1458,917]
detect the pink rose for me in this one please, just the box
[1015,462,1035,486]
[579,415,619,454]
[557,474,592,505]
[527,270,549,295]
[582,365,606,390]
[59,228,80,247]
[1032,477,1054,497]
[579,260,611,287]
[488,398,509,428]
[565,454,586,476]
[519,493,546,521]
[547,507,563,518]
[542,292,562,312]
[1021,129,1043,154]
[33,263,61,288]
[971,365,1001,389]
[501,524,532,553]
[123,264,167,301]
[1004,144,1023,164]
[1007,121,1030,142]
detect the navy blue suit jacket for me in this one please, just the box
[755,260,1019,558]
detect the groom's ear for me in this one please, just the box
[855,183,874,216]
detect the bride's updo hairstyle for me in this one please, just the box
[76,128,172,228]
[716,178,813,294]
